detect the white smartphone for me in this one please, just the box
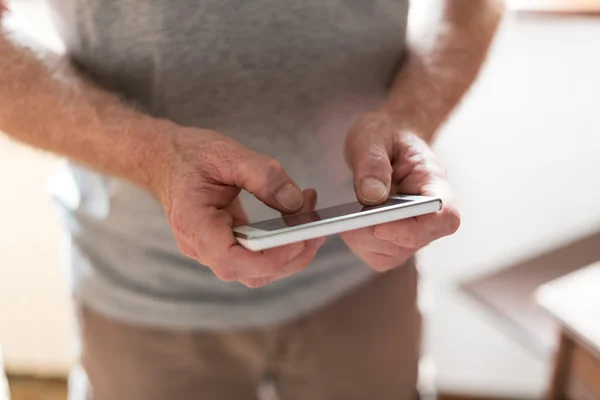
[233,194,442,251]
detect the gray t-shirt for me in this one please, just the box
[46,0,410,329]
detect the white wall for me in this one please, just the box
[0,138,76,376]
[421,13,600,397]
[0,0,74,377]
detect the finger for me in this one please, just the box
[417,162,460,241]
[373,218,420,249]
[341,226,409,257]
[361,252,410,273]
[282,188,321,227]
[227,148,305,213]
[302,188,318,211]
[376,170,460,249]
[218,237,308,281]
[224,198,249,227]
[199,137,304,213]
[239,189,326,286]
[340,228,412,272]
[345,114,395,205]
[374,204,460,249]
[391,133,447,194]
[414,205,461,244]
[240,236,326,288]
[173,207,312,281]
[286,188,317,216]
[419,176,453,205]
[265,235,327,283]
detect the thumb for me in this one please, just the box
[345,116,394,205]
[299,188,318,213]
[224,198,249,227]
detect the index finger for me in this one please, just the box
[374,203,459,250]
[374,179,460,249]
[282,188,321,227]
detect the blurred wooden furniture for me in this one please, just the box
[507,0,600,13]
[0,347,9,400]
[6,376,66,400]
[463,231,600,359]
[537,264,600,400]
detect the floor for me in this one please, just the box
[6,376,530,400]
[7,377,66,400]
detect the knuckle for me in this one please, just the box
[425,170,440,183]
[242,278,271,289]
[442,206,461,234]
[248,157,286,191]
[211,255,237,282]
[364,145,388,160]
[206,137,238,162]
[169,210,189,237]
[361,149,392,173]
[176,242,197,260]
[382,224,419,249]
[240,279,253,288]
[213,266,237,282]
[280,263,301,275]
[371,255,395,272]
[420,154,447,179]
[430,162,448,179]
[205,141,244,181]
[261,158,285,180]
[241,278,256,288]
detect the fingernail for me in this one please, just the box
[359,178,388,203]
[375,227,396,243]
[288,242,305,261]
[275,183,304,211]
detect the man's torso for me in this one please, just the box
[45,0,410,329]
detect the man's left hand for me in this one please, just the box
[341,112,461,272]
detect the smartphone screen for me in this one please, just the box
[246,197,412,231]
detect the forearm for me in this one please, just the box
[382,0,504,142]
[0,8,175,192]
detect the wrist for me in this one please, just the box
[131,117,179,200]
[379,50,445,144]
[140,120,225,205]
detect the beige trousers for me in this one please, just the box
[75,263,421,400]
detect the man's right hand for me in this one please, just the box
[0,10,322,287]
[151,128,323,288]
